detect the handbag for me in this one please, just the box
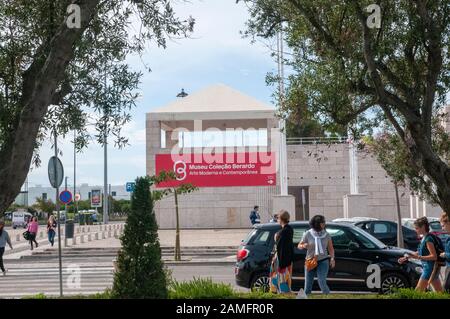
[305,255,318,271]
[23,231,30,240]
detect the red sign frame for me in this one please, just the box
[155,152,277,188]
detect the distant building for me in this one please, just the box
[16,183,130,206]
[146,84,442,229]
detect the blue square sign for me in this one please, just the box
[126,182,135,192]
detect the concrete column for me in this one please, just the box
[80,235,85,244]
[114,230,118,238]
[64,238,68,247]
[88,234,92,241]
[95,233,99,240]
[73,236,77,245]
[87,227,90,232]
[108,230,112,238]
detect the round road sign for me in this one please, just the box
[59,190,73,204]
[48,156,64,188]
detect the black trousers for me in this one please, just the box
[0,247,5,272]
[29,233,38,248]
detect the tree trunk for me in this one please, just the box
[407,123,450,216]
[0,0,100,216]
[394,181,404,249]
[174,190,181,261]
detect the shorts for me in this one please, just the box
[420,262,440,281]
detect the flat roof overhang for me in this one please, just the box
[147,110,276,121]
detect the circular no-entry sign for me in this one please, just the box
[59,190,73,204]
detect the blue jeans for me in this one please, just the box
[48,230,56,246]
[304,258,330,295]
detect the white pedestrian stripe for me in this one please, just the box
[0,266,114,298]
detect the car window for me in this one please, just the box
[327,227,354,249]
[351,227,387,249]
[372,222,393,234]
[242,229,257,245]
[251,230,272,246]
[429,221,442,232]
[292,227,308,244]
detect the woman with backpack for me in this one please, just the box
[398,217,443,292]
[298,214,335,295]
[439,212,450,292]
[47,215,57,247]
[27,216,39,250]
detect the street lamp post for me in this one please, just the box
[103,130,108,224]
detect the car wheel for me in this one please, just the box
[250,273,271,292]
[380,272,408,294]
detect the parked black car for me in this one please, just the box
[235,222,422,294]
[352,220,420,251]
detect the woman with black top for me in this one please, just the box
[47,215,57,247]
[269,210,294,294]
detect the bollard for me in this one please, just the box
[88,234,92,241]
[81,235,85,244]
[40,231,44,239]
[108,231,112,238]
[16,234,20,242]
[87,227,90,232]
[64,237,68,247]
[102,232,106,239]
[95,233,99,240]
[114,230,118,238]
[73,236,77,245]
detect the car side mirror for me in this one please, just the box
[348,242,360,250]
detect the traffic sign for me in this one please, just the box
[126,182,136,192]
[59,190,73,204]
[74,193,81,202]
[48,156,64,188]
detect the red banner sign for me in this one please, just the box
[155,152,277,188]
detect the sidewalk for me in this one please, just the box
[4,228,251,260]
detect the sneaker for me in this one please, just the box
[2,270,7,276]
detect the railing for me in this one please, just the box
[286,136,348,145]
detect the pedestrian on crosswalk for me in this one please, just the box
[47,215,57,247]
[27,216,39,250]
[0,220,13,276]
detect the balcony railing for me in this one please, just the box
[286,136,348,145]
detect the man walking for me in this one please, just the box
[249,206,261,226]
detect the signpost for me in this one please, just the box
[48,131,64,297]
[126,182,135,192]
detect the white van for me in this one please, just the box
[12,211,32,229]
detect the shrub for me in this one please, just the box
[388,288,450,299]
[112,177,167,298]
[169,278,235,299]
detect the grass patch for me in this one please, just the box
[169,277,235,299]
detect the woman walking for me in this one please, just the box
[439,212,450,292]
[269,210,294,294]
[398,217,443,292]
[27,216,39,250]
[298,215,335,295]
[47,215,57,247]
[0,221,13,276]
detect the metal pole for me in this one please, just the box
[277,27,288,196]
[74,130,78,217]
[103,131,108,224]
[54,129,63,297]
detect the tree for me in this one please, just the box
[152,171,198,262]
[112,176,167,298]
[0,1,195,216]
[362,133,410,248]
[33,197,56,217]
[240,0,450,216]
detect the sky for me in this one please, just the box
[27,0,278,189]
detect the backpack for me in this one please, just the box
[427,233,445,265]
